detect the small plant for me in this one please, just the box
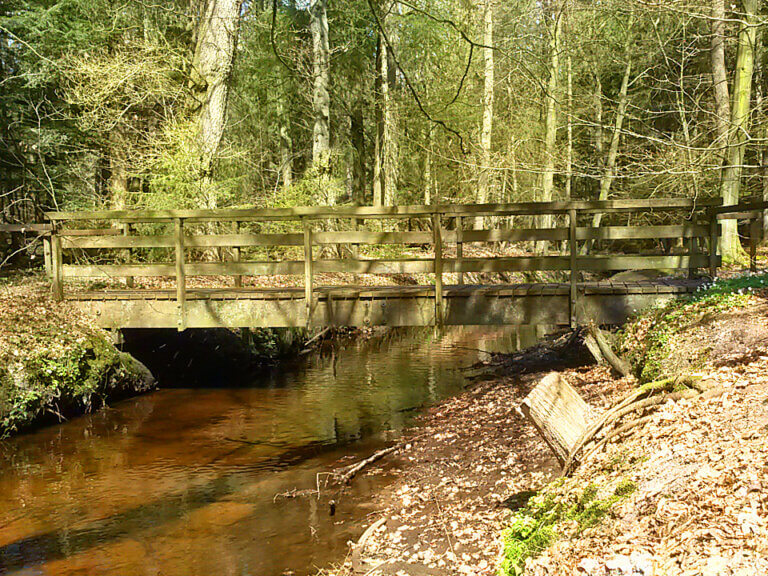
[498,479,637,575]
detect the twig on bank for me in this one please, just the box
[351,517,387,573]
[337,445,399,485]
[336,433,425,485]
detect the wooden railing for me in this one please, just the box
[41,198,729,329]
[710,199,768,272]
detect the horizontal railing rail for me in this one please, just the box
[46,197,721,223]
[708,198,767,271]
[41,198,736,330]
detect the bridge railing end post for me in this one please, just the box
[175,217,187,331]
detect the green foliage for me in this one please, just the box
[499,480,637,575]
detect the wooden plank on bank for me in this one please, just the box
[519,372,593,465]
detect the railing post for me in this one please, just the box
[569,208,578,328]
[233,221,242,288]
[303,219,314,326]
[687,222,697,279]
[432,213,444,326]
[50,225,63,302]
[175,218,187,332]
[709,213,719,279]
[456,215,464,285]
[123,223,134,288]
[43,234,52,279]
[750,217,760,273]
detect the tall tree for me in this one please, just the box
[538,0,562,243]
[191,0,244,210]
[719,0,760,262]
[310,0,331,173]
[711,0,730,158]
[476,0,495,227]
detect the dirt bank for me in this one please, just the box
[0,273,156,437]
[325,273,768,576]
[324,359,633,575]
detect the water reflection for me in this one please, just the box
[0,326,544,576]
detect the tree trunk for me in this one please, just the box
[565,53,573,199]
[711,0,731,160]
[381,4,398,207]
[591,56,632,230]
[719,0,759,262]
[593,71,604,167]
[191,0,243,210]
[424,128,433,205]
[537,1,562,252]
[475,0,494,229]
[277,95,292,190]
[108,140,128,211]
[350,103,366,206]
[373,36,384,207]
[310,0,331,174]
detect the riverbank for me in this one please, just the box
[0,273,156,437]
[326,272,768,575]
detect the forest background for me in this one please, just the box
[1,0,765,261]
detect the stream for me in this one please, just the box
[0,326,546,576]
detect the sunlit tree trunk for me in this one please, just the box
[475,0,494,228]
[108,136,128,211]
[350,103,366,206]
[424,127,433,205]
[536,1,562,253]
[591,56,632,229]
[381,4,398,207]
[191,0,243,210]
[719,0,759,262]
[711,0,731,160]
[373,36,384,207]
[277,96,292,190]
[310,0,330,176]
[565,53,573,199]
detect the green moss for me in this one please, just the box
[498,479,636,575]
[619,273,766,382]
[0,335,154,438]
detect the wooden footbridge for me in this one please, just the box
[35,198,765,330]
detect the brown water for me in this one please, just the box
[0,326,543,576]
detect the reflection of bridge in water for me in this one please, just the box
[40,198,763,330]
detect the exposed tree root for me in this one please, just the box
[562,376,703,476]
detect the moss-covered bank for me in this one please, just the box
[0,273,155,438]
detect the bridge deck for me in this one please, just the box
[68,279,704,329]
